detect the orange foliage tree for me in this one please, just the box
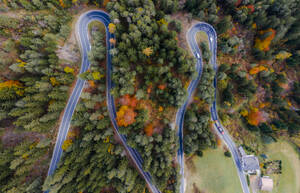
[147,84,153,94]
[0,80,23,89]
[249,65,268,75]
[88,80,96,88]
[158,106,163,112]
[247,107,265,126]
[158,84,166,90]
[59,0,65,8]
[118,94,138,108]
[0,80,24,96]
[235,0,242,6]
[144,124,154,136]
[103,0,110,7]
[109,38,116,45]
[254,28,276,51]
[62,139,72,151]
[116,105,136,127]
[246,5,255,13]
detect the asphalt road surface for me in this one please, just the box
[185,22,251,193]
[46,10,160,193]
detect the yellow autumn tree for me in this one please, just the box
[59,0,65,8]
[184,81,190,89]
[143,47,153,56]
[103,136,110,143]
[92,71,103,80]
[50,77,59,86]
[64,66,74,74]
[254,28,276,51]
[158,106,164,112]
[22,152,29,160]
[116,105,136,127]
[107,144,113,154]
[240,109,248,117]
[108,23,116,34]
[249,65,268,75]
[259,102,269,108]
[67,129,77,139]
[62,139,73,151]
[0,80,23,89]
[275,51,292,60]
[0,80,24,96]
[157,18,168,26]
[16,59,26,67]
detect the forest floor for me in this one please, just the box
[196,31,209,47]
[171,12,205,55]
[185,147,243,193]
[261,141,300,193]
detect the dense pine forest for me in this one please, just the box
[0,0,299,192]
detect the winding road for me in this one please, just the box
[46,10,160,193]
[46,9,249,193]
[176,22,206,193]
[182,23,251,193]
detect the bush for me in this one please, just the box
[224,151,231,157]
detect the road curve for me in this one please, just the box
[185,22,251,193]
[176,23,205,193]
[46,10,160,193]
[46,10,249,193]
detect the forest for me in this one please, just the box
[0,0,299,192]
[184,0,300,149]
[0,0,75,192]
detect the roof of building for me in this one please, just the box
[260,176,273,191]
[242,155,260,172]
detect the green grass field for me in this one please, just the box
[185,148,243,193]
[262,141,300,193]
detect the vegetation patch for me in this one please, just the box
[196,31,209,47]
